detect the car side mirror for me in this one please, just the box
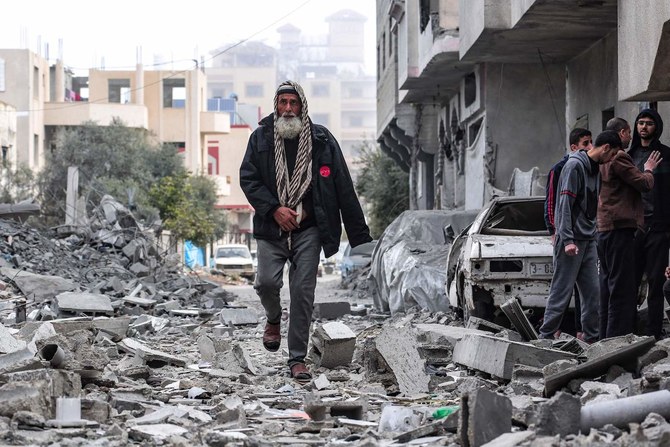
[444,224,455,244]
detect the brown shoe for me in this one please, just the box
[290,362,312,382]
[263,322,281,352]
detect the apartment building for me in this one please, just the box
[377,0,670,211]
[0,49,233,203]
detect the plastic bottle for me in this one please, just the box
[432,405,459,420]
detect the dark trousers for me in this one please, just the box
[634,229,670,339]
[255,227,321,366]
[598,229,637,338]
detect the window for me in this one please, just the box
[245,84,263,97]
[33,67,39,98]
[312,113,329,126]
[464,73,477,107]
[349,115,363,127]
[163,78,186,108]
[108,79,131,103]
[347,87,362,98]
[312,83,329,97]
[602,108,614,131]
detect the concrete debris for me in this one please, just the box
[0,198,669,446]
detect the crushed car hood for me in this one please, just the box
[470,234,552,258]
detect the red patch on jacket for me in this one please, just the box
[319,166,331,177]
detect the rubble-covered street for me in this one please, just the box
[1,199,670,446]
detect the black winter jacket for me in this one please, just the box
[629,108,670,231]
[239,114,372,258]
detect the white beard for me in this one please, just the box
[276,116,302,139]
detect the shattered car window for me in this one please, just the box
[481,201,549,236]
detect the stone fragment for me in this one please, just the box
[0,323,26,354]
[129,423,189,441]
[415,324,490,347]
[219,307,259,325]
[1,268,77,302]
[459,388,512,447]
[533,391,580,436]
[118,338,187,367]
[313,301,351,320]
[310,321,356,369]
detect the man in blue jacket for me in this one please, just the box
[240,81,372,381]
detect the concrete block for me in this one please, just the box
[459,388,512,447]
[304,393,368,421]
[129,423,189,442]
[313,301,351,320]
[0,347,42,374]
[54,292,114,316]
[453,334,576,381]
[0,382,51,418]
[219,307,259,325]
[310,322,356,369]
[92,317,131,341]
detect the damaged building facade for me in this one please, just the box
[377,0,670,211]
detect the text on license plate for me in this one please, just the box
[530,262,553,275]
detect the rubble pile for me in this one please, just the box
[0,201,669,445]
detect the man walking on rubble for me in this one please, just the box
[629,109,670,340]
[239,81,372,381]
[544,128,592,339]
[598,117,660,338]
[539,130,619,343]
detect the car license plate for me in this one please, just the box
[530,262,553,275]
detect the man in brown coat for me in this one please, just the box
[597,118,661,338]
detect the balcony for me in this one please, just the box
[459,0,617,63]
[43,102,148,128]
[200,111,231,135]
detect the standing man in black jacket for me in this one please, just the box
[630,108,670,340]
[240,80,372,381]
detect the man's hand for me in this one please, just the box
[565,243,579,256]
[551,234,557,246]
[665,266,670,279]
[644,151,663,172]
[273,206,300,232]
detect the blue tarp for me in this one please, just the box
[184,240,205,269]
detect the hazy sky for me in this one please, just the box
[1,0,376,74]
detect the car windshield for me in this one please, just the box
[481,200,549,235]
[216,247,251,258]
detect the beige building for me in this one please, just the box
[0,49,235,203]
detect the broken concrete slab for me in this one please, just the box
[453,334,576,381]
[533,391,580,436]
[415,324,490,347]
[310,321,357,369]
[544,336,656,397]
[118,338,187,367]
[374,325,430,395]
[0,347,42,374]
[1,268,77,302]
[54,291,114,316]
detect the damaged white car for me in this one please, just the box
[445,196,555,324]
